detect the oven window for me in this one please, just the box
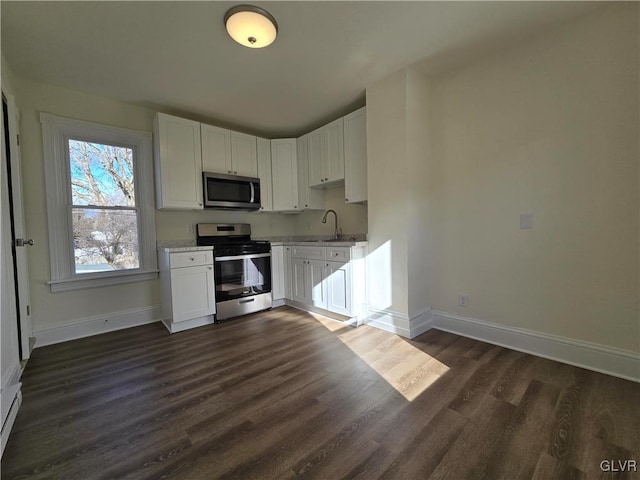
[215,255,272,301]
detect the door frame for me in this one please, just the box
[2,92,33,360]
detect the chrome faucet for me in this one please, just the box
[321,209,340,240]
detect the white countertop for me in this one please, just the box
[157,245,213,253]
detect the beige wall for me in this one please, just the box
[293,186,368,237]
[423,3,639,351]
[366,69,410,315]
[15,79,161,332]
[406,69,432,318]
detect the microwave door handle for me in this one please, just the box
[250,182,255,204]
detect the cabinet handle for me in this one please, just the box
[234,171,238,174]
[208,266,212,270]
[325,177,328,181]
[228,170,232,174]
[305,204,308,207]
[345,198,348,202]
[190,257,195,261]
[294,205,297,209]
[198,202,202,206]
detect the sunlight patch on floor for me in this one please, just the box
[315,314,449,401]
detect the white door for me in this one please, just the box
[325,118,344,182]
[283,246,293,300]
[155,113,203,209]
[256,137,273,212]
[308,127,325,187]
[291,258,308,304]
[344,107,367,204]
[3,94,32,360]
[326,261,352,316]
[230,132,257,177]
[308,260,327,309]
[201,123,232,174]
[270,246,285,301]
[271,139,299,212]
[171,265,216,322]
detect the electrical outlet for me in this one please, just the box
[187,224,195,235]
[458,294,469,307]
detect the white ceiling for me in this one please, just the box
[1,1,602,138]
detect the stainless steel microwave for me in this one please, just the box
[203,172,261,210]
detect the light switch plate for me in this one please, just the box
[520,213,534,229]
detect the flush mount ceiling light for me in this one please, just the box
[224,5,278,48]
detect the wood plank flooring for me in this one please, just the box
[2,306,639,479]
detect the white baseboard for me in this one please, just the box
[364,308,411,337]
[410,307,434,338]
[1,388,21,458]
[365,306,433,339]
[161,315,215,334]
[272,298,286,308]
[34,305,163,347]
[432,311,640,383]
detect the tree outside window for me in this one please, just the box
[68,140,139,273]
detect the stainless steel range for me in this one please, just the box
[196,223,272,321]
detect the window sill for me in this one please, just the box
[48,270,159,293]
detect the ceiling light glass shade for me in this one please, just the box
[224,5,278,48]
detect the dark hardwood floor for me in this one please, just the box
[2,306,639,479]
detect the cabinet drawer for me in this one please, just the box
[292,245,326,261]
[326,247,350,262]
[169,250,213,268]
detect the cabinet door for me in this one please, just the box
[201,124,232,174]
[297,134,325,210]
[230,132,258,177]
[154,113,203,210]
[308,127,325,187]
[170,265,216,322]
[325,118,345,183]
[344,107,367,204]
[271,245,285,301]
[256,137,273,212]
[292,258,309,304]
[284,246,293,300]
[308,260,327,309]
[326,260,352,316]
[271,139,299,212]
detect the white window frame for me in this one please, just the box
[40,113,157,292]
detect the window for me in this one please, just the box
[41,113,157,292]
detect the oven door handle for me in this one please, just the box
[215,253,271,261]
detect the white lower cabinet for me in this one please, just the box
[283,244,365,321]
[284,246,293,300]
[291,257,310,304]
[325,261,352,316]
[271,245,285,301]
[159,249,216,333]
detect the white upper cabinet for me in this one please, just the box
[201,125,257,177]
[230,131,258,177]
[308,127,325,187]
[271,139,299,212]
[154,113,203,210]
[201,124,232,174]
[344,106,367,204]
[325,118,345,183]
[297,134,325,211]
[256,137,273,212]
[308,118,345,188]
